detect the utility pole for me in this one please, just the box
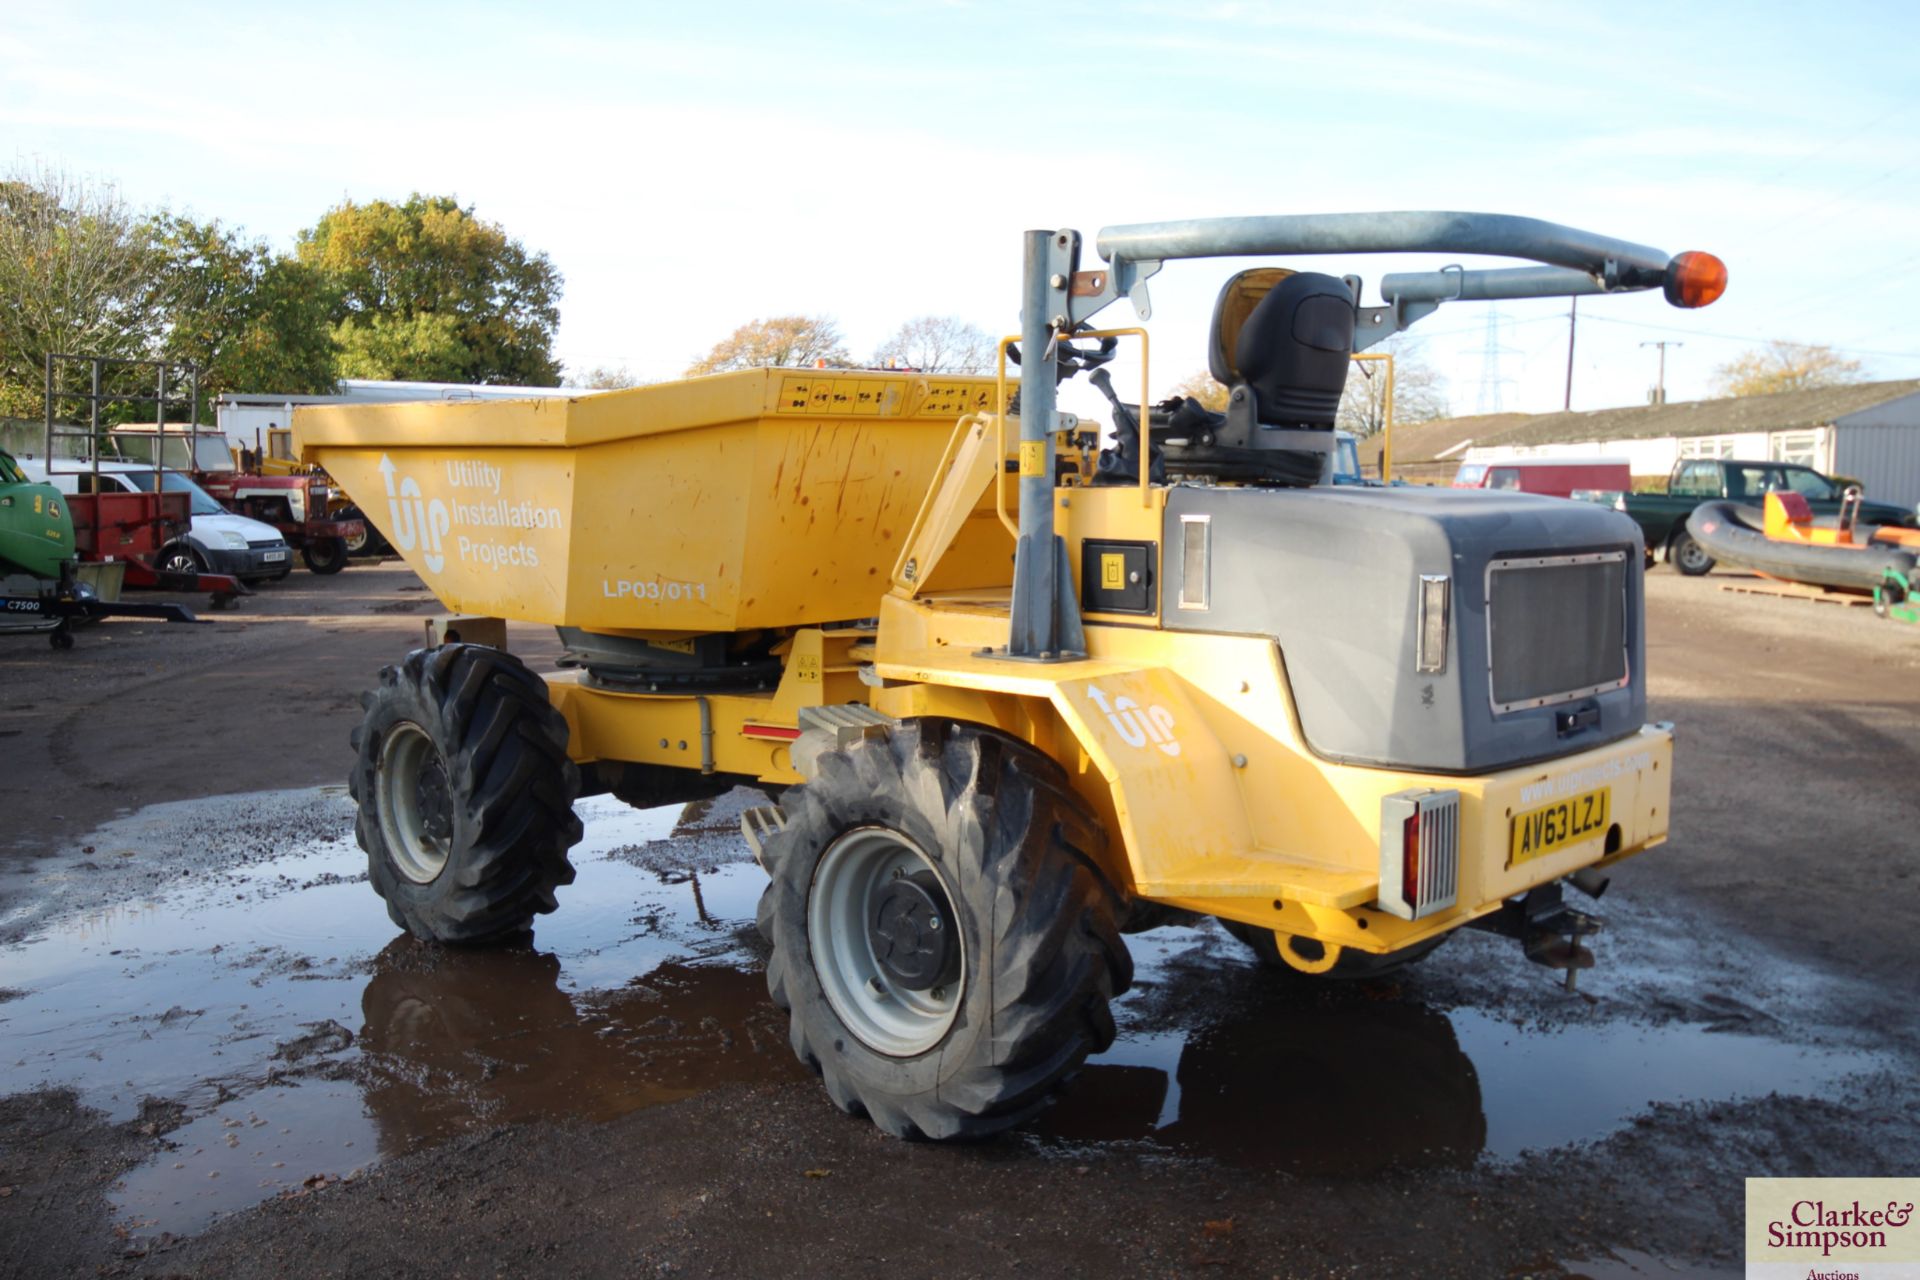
[1563,297,1577,411]
[1641,340,1682,405]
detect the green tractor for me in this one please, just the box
[0,449,201,648]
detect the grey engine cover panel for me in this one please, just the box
[1160,485,1647,773]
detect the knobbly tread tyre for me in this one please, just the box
[1221,918,1450,979]
[757,719,1132,1140]
[349,644,582,945]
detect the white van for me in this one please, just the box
[23,459,291,582]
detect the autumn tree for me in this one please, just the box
[1711,341,1864,398]
[0,164,167,417]
[873,315,994,374]
[1168,340,1447,436]
[1337,339,1448,437]
[1169,370,1229,411]
[155,215,338,402]
[297,195,563,385]
[685,315,850,376]
[564,363,642,390]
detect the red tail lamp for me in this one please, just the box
[1664,251,1728,308]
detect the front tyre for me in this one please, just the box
[349,644,582,945]
[758,720,1131,1140]
[159,543,206,576]
[303,537,349,574]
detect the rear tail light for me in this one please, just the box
[1377,788,1460,920]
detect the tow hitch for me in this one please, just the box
[1468,881,1605,991]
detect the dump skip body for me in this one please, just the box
[297,368,999,631]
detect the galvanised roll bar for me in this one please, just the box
[1003,212,1725,658]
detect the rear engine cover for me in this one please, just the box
[1159,485,1647,773]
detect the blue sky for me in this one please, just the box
[5,0,1918,417]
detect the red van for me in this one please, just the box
[1451,457,1632,499]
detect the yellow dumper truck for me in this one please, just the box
[301,212,1727,1139]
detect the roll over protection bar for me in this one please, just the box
[1002,211,1724,659]
[1097,210,1669,271]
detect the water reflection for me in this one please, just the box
[357,936,799,1157]
[1043,996,1487,1175]
[0,790,1884,1242]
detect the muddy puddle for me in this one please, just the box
[0,789,1896,1241]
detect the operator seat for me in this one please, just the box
[1208,269,1355,428]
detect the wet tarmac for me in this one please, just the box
[0,789,1898,1244]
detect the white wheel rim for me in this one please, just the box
[377,721,451,883]
[808,827,964,1057]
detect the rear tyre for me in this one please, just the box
[1221,919,1450,979]
[303,537,349,574]
[1670,530,1714,576]
[339,506,390,557]
[349,644,582,945]
[757,720,1131,1140]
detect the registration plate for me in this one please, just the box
[1509,786,1610,866]
[264,550,288,562]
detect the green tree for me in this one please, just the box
[156,215,338,404]
[333,313,469,383]
[1711,341,1864,398]
[297,195,563,385]
[0,164,166,418]
[686,315,849,376]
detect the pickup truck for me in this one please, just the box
[1626,458,1916,575]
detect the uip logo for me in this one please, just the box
[378,454,450,573]
[1086,684,1180,757]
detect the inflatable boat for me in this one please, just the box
[1686,494,1919,594]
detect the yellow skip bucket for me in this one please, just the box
[296,368,997,633]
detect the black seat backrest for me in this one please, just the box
[1208,269,1354,428]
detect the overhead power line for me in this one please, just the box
[1578,313,1920,362]
[1749,99,1917,191]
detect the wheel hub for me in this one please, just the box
[377,721,453,884]
[808,827,966,1057]
[867,870,957,991]
[414,760,453,843]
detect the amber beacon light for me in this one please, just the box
[1663,251,1728,308]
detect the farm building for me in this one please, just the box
[1362,379,1920,507]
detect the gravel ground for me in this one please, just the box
[1,564,1915,1279]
